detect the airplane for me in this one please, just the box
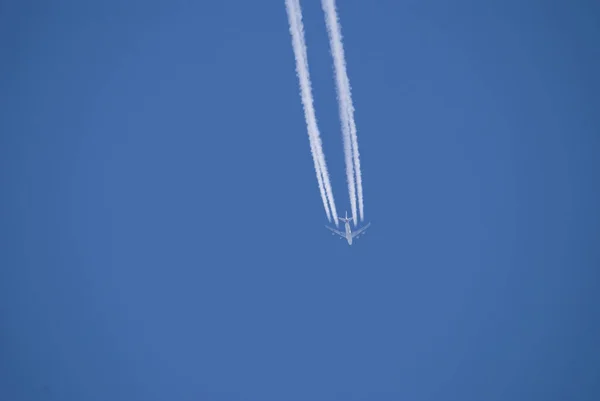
[325,211,371,245]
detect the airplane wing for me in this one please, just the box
[351,222,371,238]
[325,225,346,238]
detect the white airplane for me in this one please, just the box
[326,211,371,245]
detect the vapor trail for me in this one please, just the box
[322,0,364,225]
[286,0,339,225]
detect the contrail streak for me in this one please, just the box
[321,0,364,225]
[286,0,339,225]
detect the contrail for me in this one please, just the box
[321,0,364,225]
[286,0,339,225]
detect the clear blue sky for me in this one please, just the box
[1,1,599,400]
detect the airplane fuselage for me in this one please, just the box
[344,221,353,245]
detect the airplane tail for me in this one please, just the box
[338,211,352,223]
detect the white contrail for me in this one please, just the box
[321,0,357,227]
[321,0,364,225]
[286,0,339,225]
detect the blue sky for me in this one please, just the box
[1,1,599,400]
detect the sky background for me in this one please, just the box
[1,1,599,400]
